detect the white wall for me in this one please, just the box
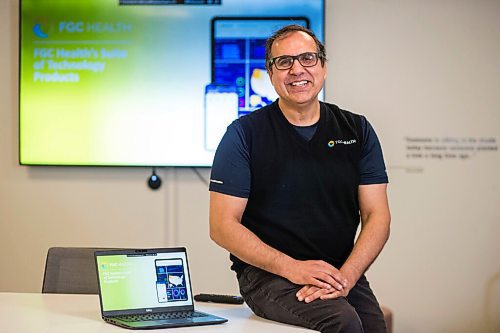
[327,2,500,332]
[1,1,499,332]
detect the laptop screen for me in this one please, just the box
[95,248,194,312]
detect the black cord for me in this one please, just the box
[191,167,209,187]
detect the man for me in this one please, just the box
[209,24,390,333]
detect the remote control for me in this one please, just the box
[194,293,244,304]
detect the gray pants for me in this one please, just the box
[238,266,387,333]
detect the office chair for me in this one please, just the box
[42,247,114,294]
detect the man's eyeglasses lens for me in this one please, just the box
[272,52,320,70]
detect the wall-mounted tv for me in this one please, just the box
[19,0,325,166]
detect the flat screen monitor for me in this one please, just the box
[19,0,325,166]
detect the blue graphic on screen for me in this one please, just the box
[32,23,49,38]
[212,18,309,117]
[155,259,187,302]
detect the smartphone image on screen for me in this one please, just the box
[155,258,188,303]
[156,281,168,303]
[211,17,309,117]
[204,84,238,151]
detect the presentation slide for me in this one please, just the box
[19,0,324,166]
[96,252,192,311]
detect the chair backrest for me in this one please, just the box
[42,247,114,294]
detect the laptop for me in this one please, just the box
[94,248,228,329]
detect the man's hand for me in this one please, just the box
[295,266,356,303]
[283,259,348,291]
[296,284,351,303]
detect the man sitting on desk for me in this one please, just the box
[209,24,391,333]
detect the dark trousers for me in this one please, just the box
[238,266,387,333]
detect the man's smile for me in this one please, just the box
[288,80,309,87]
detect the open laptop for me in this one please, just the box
[94,248,228,329]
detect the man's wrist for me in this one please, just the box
[339,264,362,289]
[274,255,296,279]
[259,251,295,279]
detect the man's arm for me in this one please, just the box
[339,183,391,284]
[296,183,391,302]
[209,191,347,290]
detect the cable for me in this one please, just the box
[191,167,209,187]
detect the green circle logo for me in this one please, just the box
[327,140,335,148]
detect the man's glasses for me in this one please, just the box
[269,52,323,70]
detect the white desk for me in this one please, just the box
[0,293,316,332]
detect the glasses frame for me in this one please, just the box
[269,52,323,70]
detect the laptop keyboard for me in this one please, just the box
[118,311,208,322]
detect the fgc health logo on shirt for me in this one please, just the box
[327,139,357,148]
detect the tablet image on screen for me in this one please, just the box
[211,17,309,117]
[155,258,187,303]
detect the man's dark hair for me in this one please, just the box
[265,24,326,72]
